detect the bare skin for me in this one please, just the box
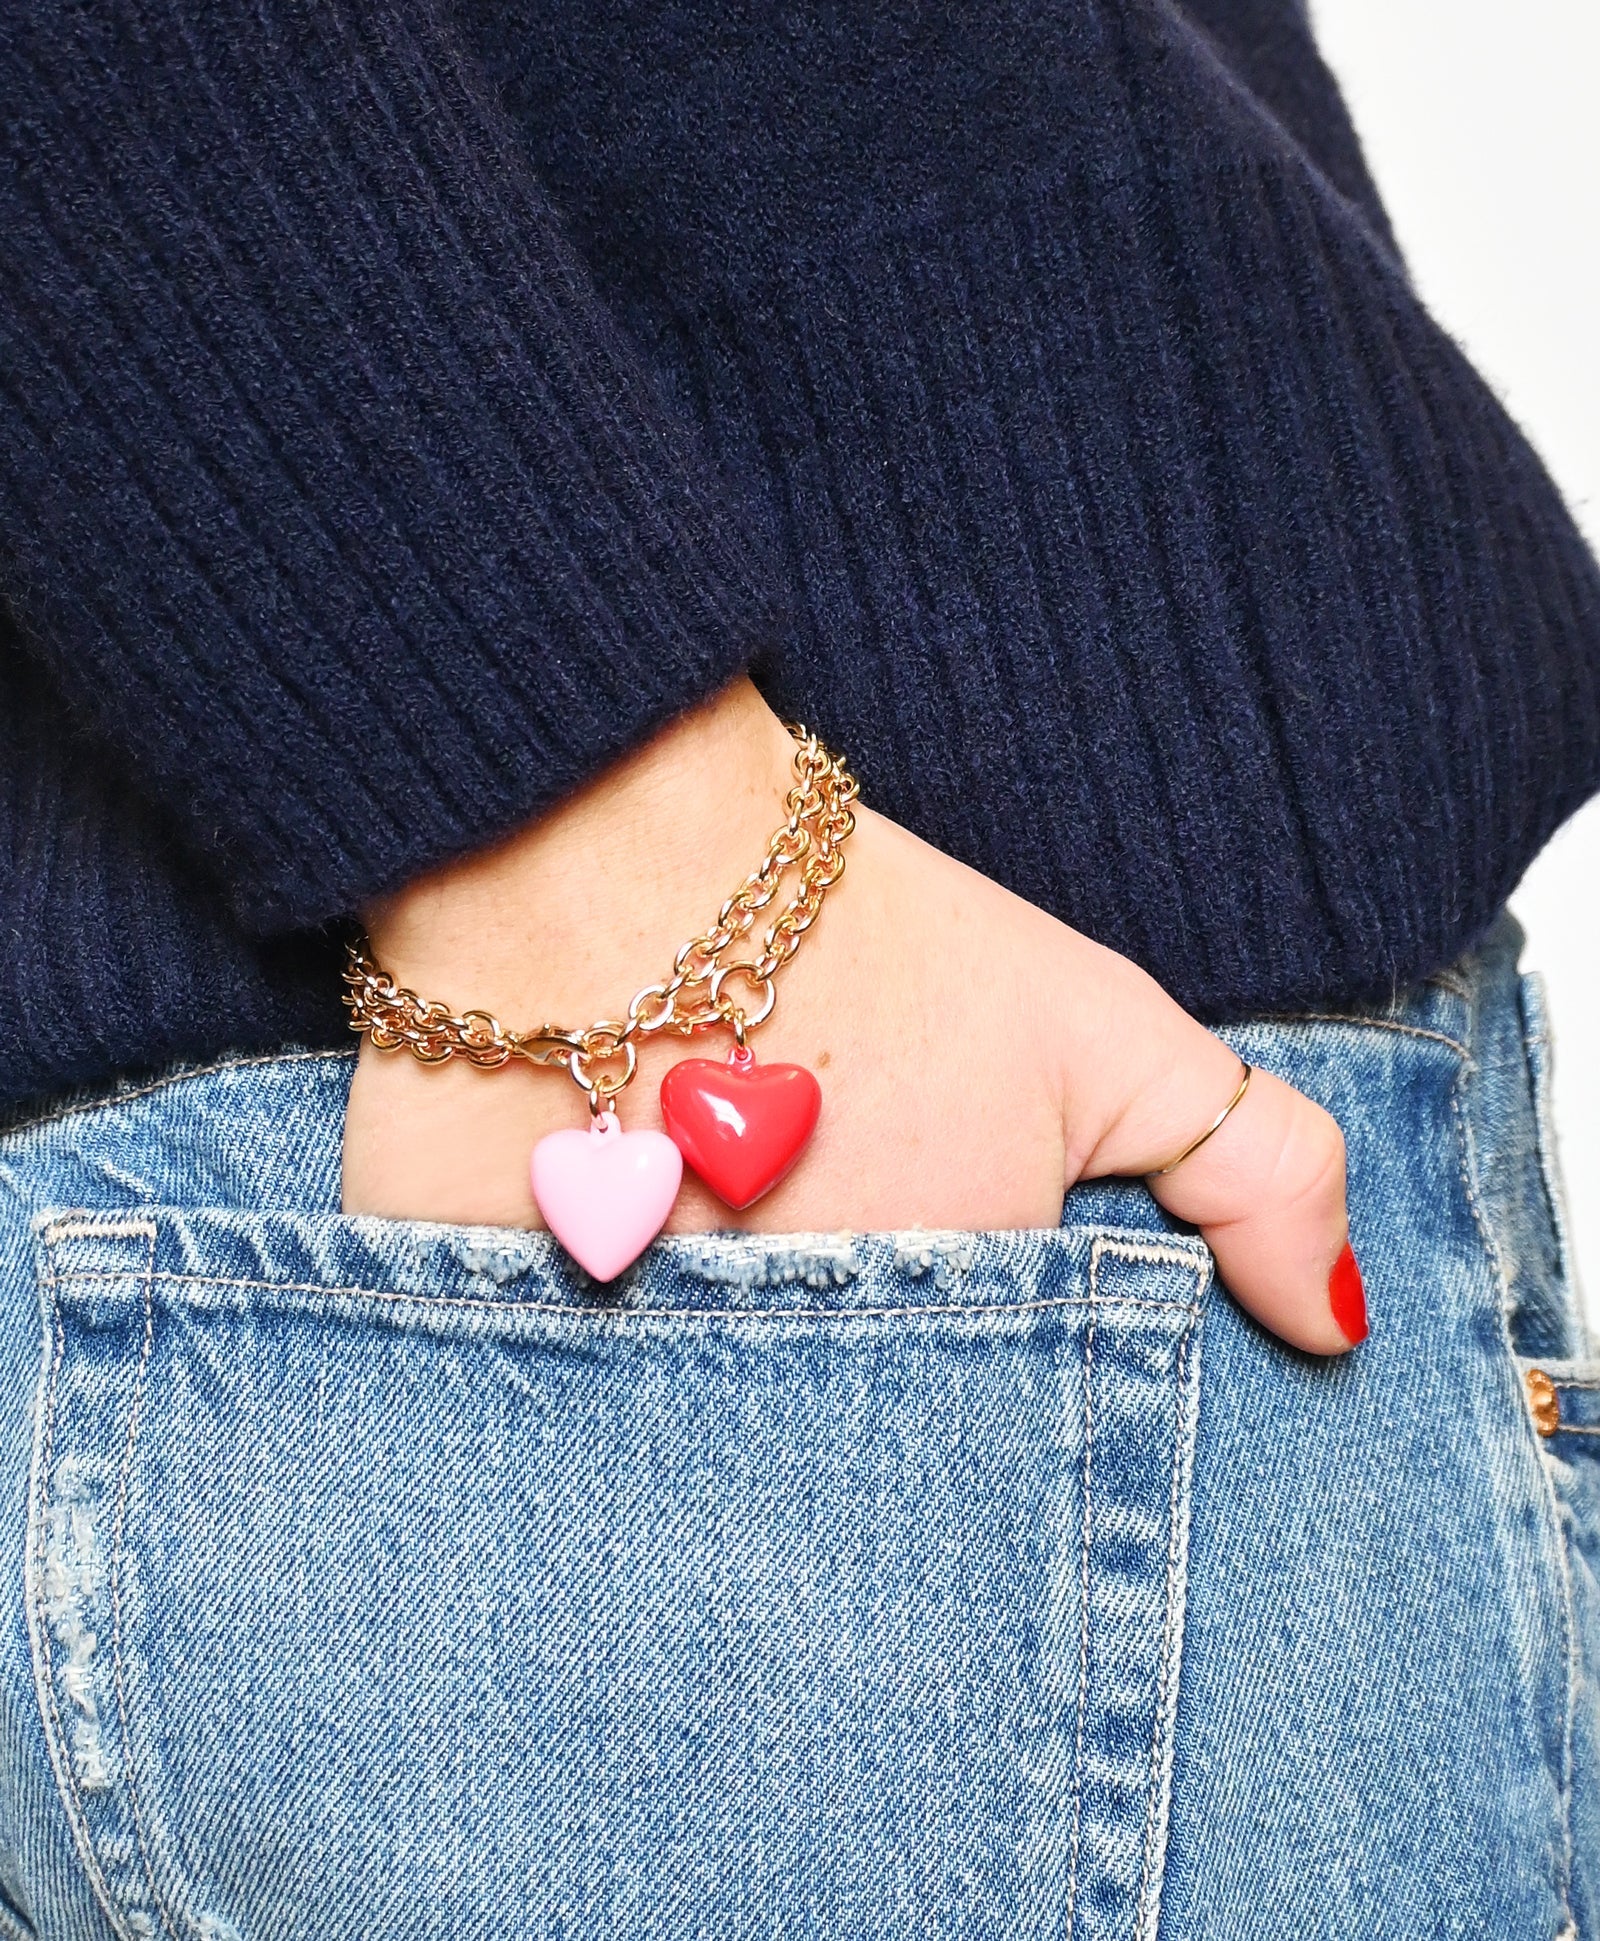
[343,676,1362,1354]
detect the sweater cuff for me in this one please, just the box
[0,0,789,932]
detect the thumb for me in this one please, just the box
[1149,1063,1365,1355]
[1075,997,1366,1355]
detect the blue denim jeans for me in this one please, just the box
[0,913,1592,1940]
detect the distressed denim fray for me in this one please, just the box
[0,912,1592,1941]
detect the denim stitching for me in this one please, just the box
[1134,1320,1197,1941]
[1063,1236,1202,1937]
[1061,1269,1095,1941]
[1451,1063,1578,1939]
[1077,1239,1200,1272]
[43,1222,159,1245]
[109,1239,179,1941]
[1254,1014,1468,1058]
[27,1268,141,1941]
[40,1271,1202,1324]
[1518,974,1586,1345]
[33,1232,211,1940]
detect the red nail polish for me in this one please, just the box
[1329,1242,1368,1345]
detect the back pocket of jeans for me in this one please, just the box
[28,1208,1207,1941]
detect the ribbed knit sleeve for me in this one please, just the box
[2,0,1598,1111]
[0,0,787,934]
[0,640,342,1105]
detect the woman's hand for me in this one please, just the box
[343,678,1365,1354]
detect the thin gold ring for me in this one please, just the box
[1152,1060,1252,1176]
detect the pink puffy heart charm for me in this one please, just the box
[530,1110,683,1282]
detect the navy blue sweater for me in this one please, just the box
[2,0,1598,1107]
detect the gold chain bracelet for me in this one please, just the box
[343,724,859,1118]
[346,723,858,1278]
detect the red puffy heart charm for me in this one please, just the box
[659,1049,822,1210]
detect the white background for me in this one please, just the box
[1313,0,1600,1322]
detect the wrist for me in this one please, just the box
[361,675,798,1022]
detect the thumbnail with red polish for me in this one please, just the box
[1329,1241,1369,1344]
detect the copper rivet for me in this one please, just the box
[1525,1367,1561,1438]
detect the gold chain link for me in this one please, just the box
[343,724,859,1107]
